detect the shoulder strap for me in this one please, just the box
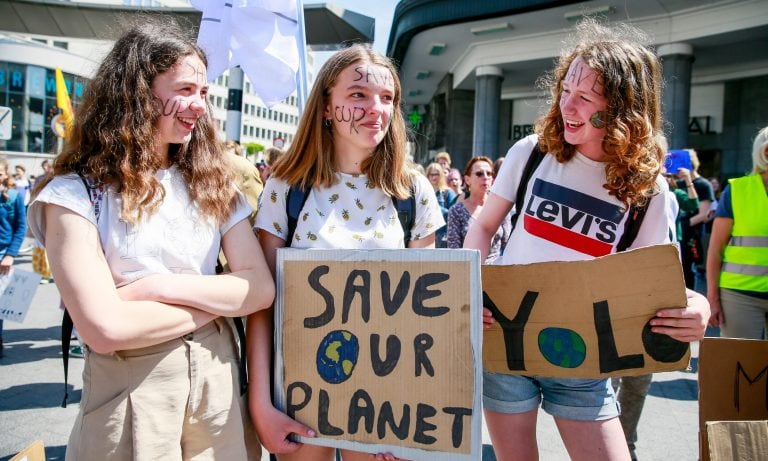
[286,183,311,245]
[62,175,103,408]
[394,184,416,247]
[286,182,417,247]
[616,201,650,252]
[510,142,546,231]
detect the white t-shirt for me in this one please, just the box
[28,167,251,287]
[491,134,673,265]
[256,172,444,249]
[15,177,31,206]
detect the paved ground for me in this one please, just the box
[0,247,703,460]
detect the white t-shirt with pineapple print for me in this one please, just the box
[256,172,445,249]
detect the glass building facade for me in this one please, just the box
[0,62,86,154]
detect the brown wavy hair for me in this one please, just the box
[271,44,412,199]
[536,19,664,207]
[37,17,235,224]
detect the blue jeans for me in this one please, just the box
[483,371,619,421]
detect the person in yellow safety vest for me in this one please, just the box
[706,125,768,339]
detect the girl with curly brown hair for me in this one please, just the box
[464,19,710,460]
[27,18,273,460]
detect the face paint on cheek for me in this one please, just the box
[590,111,606,129]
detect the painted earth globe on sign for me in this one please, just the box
[538,327,587,368]
[316,330,360,384]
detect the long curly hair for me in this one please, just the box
[271,44,412,199]
[536,19,664,208]
[38,17,235,224]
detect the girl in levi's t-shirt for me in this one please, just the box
[463,18,711,461]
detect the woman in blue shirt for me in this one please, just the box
[0,157,27,358]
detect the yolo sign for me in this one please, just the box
[274,249,482,460]
[482,245,690,378]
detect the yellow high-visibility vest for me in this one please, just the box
[720,174,768,292]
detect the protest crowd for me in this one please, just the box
[3,9,768,461]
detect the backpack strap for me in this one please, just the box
[394,184,416,247]
[61,308,73,408]
[286,183,310,246]
[286,182,417,247]
[233,317,248,395]
[510,142,546,231]
[61,175,102,408]
[616,201,650,252]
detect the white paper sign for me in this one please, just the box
[0,268,42,323]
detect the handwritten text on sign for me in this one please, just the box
[482,245,690,378]
[0,268,42,323]
[275,250,481,459]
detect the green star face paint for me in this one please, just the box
[590,111,605,129]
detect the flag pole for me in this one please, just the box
[296,0,309,113]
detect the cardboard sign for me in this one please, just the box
[706,421,768,461]
[0,268,42,323]
[699,338,768,461]
[274,249,482,460]
[482,244,690,378]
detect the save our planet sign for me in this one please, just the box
[482,244,691,378]
[274,249,482,461]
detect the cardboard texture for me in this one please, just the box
[9,440,45,461]
[699,338,768,461]
[0,268,42,323]
[482,244,690,378]
[706,421,768,461]
[274,249,482,461]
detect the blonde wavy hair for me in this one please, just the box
[271,44,412,199]
[536,19,664,207]
[37,17,236,225]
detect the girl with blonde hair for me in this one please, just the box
[248,43,443,461]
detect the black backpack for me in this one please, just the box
[285,182,416,247]
[508,143,649,253]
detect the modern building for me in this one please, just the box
[388,0,768,180]
[0,30,300,161]
[0,0,374,170]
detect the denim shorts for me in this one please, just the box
[483,371,619,421]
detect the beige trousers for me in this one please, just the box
[66,319,261,461]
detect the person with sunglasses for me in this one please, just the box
[447,156,509,262]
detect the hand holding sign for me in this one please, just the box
[650,288,710,342]
[482,245,691,378]
[250,402,315,455]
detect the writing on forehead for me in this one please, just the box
[183,61,207,85]
[353,66,393,87]
[565,61,603,96]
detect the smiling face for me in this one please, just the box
[324,61,395,157]
[559,56,608,160]
[152,54,209,155]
